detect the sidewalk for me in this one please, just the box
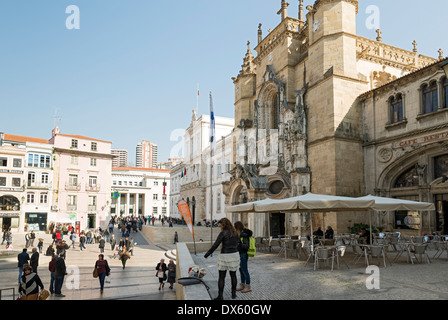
[0,227,177,300]
[192,246,448,300]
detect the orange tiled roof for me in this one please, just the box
[112,167,170,173]
[4,134,49,144]
[56,133,112,144]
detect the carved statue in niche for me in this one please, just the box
[295,89,307,138]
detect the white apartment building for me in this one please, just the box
[111,167,170,218]
[170,111,234,224]
[111,149,128,168]
[0,133,55,232]
[136,140,158,169]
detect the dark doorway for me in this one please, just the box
[87,214,96,229]
[435,195,448,235]
[270,213,285,238]
[2,217,11,231]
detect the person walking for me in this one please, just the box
[156,258,167,290]
[56,240,69,259]
[30,248,39,275]
[128,237,134,256]
[79,233,86,251]
[99,237,105,253]
[37,238,44,254]
[167,259,176,289]
[110,234,116,251]
[54,253,67,297]
[234,221,253,293]
[119,247,130,269]
[19,264,44,300]
[48,254,57,295]
[70,231,76,249]
[25,232,31,248]
[1,228,6,245]
[30,231,36,247]
[94,254,111,294]
[17,248,30,284]
[173,231,178,244]
[86,230,92,244]
[204,218,240,300]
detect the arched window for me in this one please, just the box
[390,94,403,123]
[394,166,419,188]
[0,195,20,211]
[423,81,438,114]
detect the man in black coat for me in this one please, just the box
[30,248,39,274]
[17,248,30,283]
[54,253,67,297]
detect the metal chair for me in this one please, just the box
[413,236,425,244]
[285,239,298,258]
[387,235,399,251]
[255,237,267,252]
[368,245,388,267]
[352,243,368,266]
[433,241,448,259]
[314,247,335,271]
[410,244,431,264]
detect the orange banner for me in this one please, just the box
[177,200,194,238]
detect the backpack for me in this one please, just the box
[241,236,256,258]
[247,236,256,257]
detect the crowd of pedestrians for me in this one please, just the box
[11,215,178,299]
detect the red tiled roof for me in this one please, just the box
[4,134,49,144]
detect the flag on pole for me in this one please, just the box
[209,92,216,152]
[177,200,194,238]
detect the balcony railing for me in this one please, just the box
[26,181,52,190]
[88,205,97,212]
[67,204,77,211]
[86,184,100,192]
[65,183,81,191]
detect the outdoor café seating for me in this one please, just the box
[409,243,431,264]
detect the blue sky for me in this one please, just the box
[1,0,447,163]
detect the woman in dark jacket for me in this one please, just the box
[156,259,167,290]
[95,254,111,294]
[234,221,252,293]
[19,264,44,300]
[167,259,176,289]
[204,218,239,300]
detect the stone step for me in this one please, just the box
[164,249,177,260]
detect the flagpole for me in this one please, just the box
[209,91,214,250]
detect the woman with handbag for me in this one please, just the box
[94,254,111,294]
[156,258,167,290]
[19,264,44,300]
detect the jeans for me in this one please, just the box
[55,275,65,295]
[98,272,106,291]
[18,267,23,283]
[239,253,250,285]
[50,272,55,293]
[80,242,86,251]
[87,237,91,244]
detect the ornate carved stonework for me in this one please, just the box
[377,147,393,163]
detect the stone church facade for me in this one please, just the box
[223,0,442,237]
